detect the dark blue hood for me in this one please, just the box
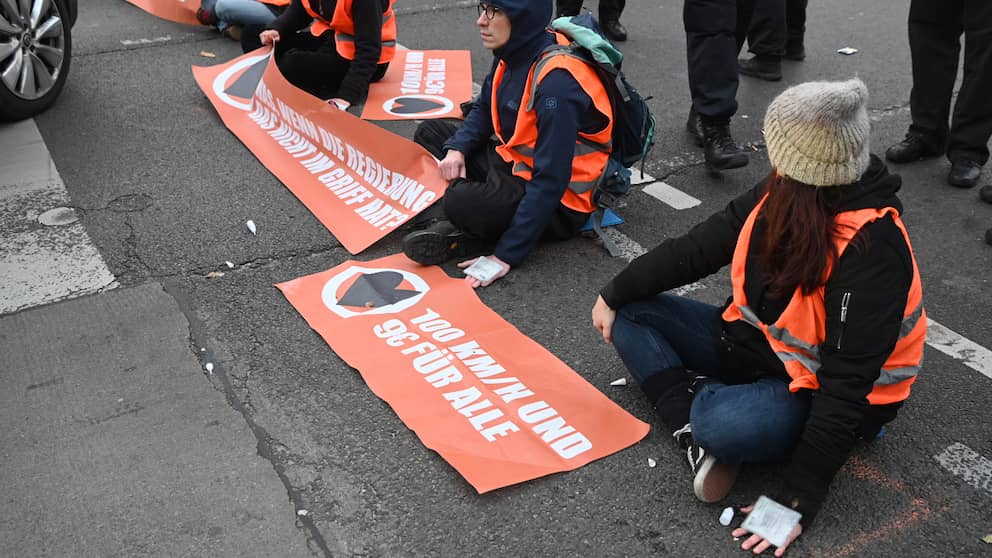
[490,0,553,61]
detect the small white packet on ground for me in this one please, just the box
[740,496,802,548]
[463,256,504,283]
[837,47,859,55]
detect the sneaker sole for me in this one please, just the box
[403,229,464,265]
[738,68,782,82]
[693,458,739,503]
[706,153,749,172]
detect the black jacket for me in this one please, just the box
[601,155,916,528]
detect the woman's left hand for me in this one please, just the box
[731,505,803,557]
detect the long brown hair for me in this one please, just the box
[758,173,844,298]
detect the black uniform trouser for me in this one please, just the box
[684,0,756,121]
[241,27,388,100]
[413,120,587,242]
[557,0,625,21]
[746,0,808,57]
[907,0,992,166]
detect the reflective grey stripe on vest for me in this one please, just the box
[336,33,396,48]
[900,300,924,339]
[509,155,599,195]
[737,303,921,386]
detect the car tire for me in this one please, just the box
[0,0,73,121]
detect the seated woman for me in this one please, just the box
[591,79,926,556]
[240,0,395,110]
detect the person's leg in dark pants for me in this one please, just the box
[599,0,627,41]
[947,0,992,176]
[908,0,960,152]
[412,120,490,181]
[556,0,583,17]
[738,0,784,81]
[684,0,749,170]
[784,0,808,57]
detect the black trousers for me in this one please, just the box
[746,0,808,57]
[241,27,387,100]
[413,120,587,243]
[557,0,625,21]
[684,0,756,121]
[907,0,992,166]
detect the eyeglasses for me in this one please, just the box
[477,3,503,20]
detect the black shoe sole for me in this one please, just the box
[884,150,941,164]
[738,65,782,81]
[403,229,465,265]
[705,153,749,171]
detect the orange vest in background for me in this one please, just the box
[492,32,614,214]
[303,0,396,63]
[721,194,926,405]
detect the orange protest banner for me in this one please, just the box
[193,51,448,254]
[362,50,473,121]
[277,254,650,493]
[125,0,201,25]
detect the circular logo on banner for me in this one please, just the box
[322,266,430,318]
[212,53,271,111]
[381,95,455,118]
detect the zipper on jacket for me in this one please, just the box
[836,291,851,350]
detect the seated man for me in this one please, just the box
[403,0,614,288]
[241,0,395,110]
[197,0,287,42]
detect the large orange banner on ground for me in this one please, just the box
[193,51,448,254]
[362,50,473,121]
[277,254,650,492]
[126,0,201,25]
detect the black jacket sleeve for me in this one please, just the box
[779,216,914,529]
[270,0,312,35]
[599,181,764,309]
[334,0,386,104]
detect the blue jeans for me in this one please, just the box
[214,0,278,31]
[611,294,810,464]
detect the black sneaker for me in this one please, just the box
[402,220,473,265]
[784,43,806,61]
[885,134,942,163]
[701,122,749,171]
[675,424,739,503]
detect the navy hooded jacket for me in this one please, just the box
[444,0,608,267]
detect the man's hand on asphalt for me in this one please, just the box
[458,255,510,288]
[731,504,803,557]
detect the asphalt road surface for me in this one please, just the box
[3,0,991,556]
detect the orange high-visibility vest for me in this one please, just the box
[261,0,290,7]
[303,0,396,63]
[491,32,614,214]
[721,193,926,405]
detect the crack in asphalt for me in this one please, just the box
[162,280,333,558]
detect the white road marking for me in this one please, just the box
[934,443,992,496]
[120,35,172,46]
[629,169,655,185]
[643,180,701,210]
[925,319,992,380]
[0,120,117,315]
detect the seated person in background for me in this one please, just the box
[592,79,926,556]
[197,0,288,42]
[403,0,615,288]
[241,0,396,110]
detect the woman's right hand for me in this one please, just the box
[592,295,616,344]
[259,29,280,46]
[438,150,467,181]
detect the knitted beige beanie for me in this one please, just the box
[764,78,871,187]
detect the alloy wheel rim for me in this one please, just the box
[0,0,65,101]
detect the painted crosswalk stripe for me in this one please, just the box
[925,319,992,380]
[643,180,701,210]
[934,443,992,496]
[0,120,117,314]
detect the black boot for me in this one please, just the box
[701,121,748,171]
[602,19,628,42]
[738,55,782,81]
[402,220,480,265]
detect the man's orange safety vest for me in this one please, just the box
[491,32,613,214]
[721,193,926,405]
[303,0,396,64]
